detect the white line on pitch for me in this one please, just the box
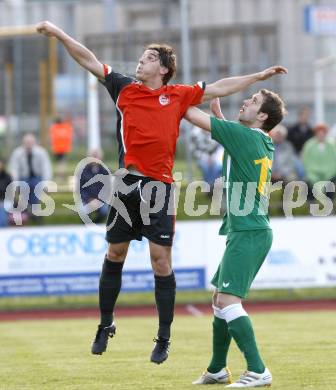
[186,304,204,317]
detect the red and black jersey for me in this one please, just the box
[101,64,205,183]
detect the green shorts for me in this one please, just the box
[211,229,273,299]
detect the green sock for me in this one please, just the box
[207,316,232,374]
[227,316,265,374]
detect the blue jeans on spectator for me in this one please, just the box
[198,161,222,188]
[0,202,8,227]
[294,157,305,181]
[20,176,42,205]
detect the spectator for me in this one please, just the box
[191,125,223,195]
[302,123,336,200]
[79,149,110,223]
[9,133,52,216]
[0,159,12,227]
[288,106,313,153]
[49,116,73,160]
[49,116,73,180]
[270,124,304,183]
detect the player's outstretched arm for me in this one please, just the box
[203,65,288,101]
[185,98,224,131]
[184,107,211,132]
[36,21,104,79]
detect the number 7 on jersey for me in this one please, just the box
[254,157,273,196]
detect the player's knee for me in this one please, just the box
[152,257,172,276]
[107,244,128,262]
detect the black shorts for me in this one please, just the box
[106,174,175,247]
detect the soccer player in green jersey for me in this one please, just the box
[184,90,286,388]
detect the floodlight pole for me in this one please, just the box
[4,64,14,151]
[87,73,101,152]
[180,0,193,183]
[314,56,336,123]
[314,67,324,123]
[12,0,26,143]
[103,0,116,32]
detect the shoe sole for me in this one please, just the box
[150,355,168,365]
[226,384,271,388]
[192,378,231,385]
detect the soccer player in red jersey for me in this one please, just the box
[36,21,287,364]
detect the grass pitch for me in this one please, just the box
[0,311,335,389]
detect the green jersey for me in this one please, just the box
[211,117,274,234]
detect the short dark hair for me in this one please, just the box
[145,43,177,85]
[258,89,286,132]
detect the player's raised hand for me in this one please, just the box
[258,65,288,81]
[36,21,63,38]
[37,20,104,78]
[210,97,225,120]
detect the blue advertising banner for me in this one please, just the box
[0,268,206,297]
[304,5,336,35]
[1,218,336,297]
[0,223,209,297]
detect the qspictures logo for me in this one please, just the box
[3,158,336,227]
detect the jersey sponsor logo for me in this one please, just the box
[159,94,170,106]
[222,282,230,288]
